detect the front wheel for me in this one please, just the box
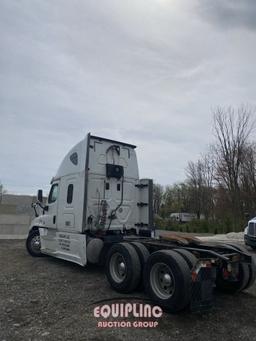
[26,229,43,257]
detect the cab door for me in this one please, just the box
[39,182,59,253]
[43,182,59,229]
[57,176,77,232]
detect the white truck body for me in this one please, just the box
[170,212,197,223]
[244,217,256,249]
[26,134,256,313]
[29,134,153,266]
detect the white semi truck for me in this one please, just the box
[26,134,256,312]
[244,217,256,250]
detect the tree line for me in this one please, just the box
[154,106,256,233]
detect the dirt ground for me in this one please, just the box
[1,240,256,341]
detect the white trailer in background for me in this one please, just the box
[170,213,197,223]
[26,133,256,313]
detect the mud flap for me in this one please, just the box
[190,266,216,312]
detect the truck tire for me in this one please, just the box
[26,229,43,257]
[105,242,141,293]
[173,249,198,269]
[216,262,250,294]
[245,259,256,290]
[143,250,191,312]
[221,243,256,291]
[131,242,150,289]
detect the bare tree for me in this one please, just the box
[186,160,203,218]
[240,143,256,216]
[213,105,255,220]
[186,152,215,219]
[153,183,164,215]
[156,106,256,232]
[159,183,191,218]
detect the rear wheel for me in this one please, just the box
[245,260,256,290]
[173,249,198,269]
[143,250,191,313]
[216,262,250,294]
[26,229,43,257]
[221,243,256,291]
[131,242,150,289]
[105,242,141,293]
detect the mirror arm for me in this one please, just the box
[36,201,48,212]
[31,203,39,217]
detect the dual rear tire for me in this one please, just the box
[105,243,197,312]
[105,242,150,293]
[143,250,192,312]
[215,243,256,293]
[105,242,142,293]
[216,263,250,293]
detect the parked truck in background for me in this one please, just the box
[26,133,256,313]
[244,217,256,250]
[170,212,197,223]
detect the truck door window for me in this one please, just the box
[67,184,73,204]
[48,184,58,204]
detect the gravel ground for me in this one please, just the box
[1,240,256,341]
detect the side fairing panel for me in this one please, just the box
[54,137,88,233]
[40,228,87,266]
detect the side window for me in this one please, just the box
[48,184,58,204]
[67,184,73,204]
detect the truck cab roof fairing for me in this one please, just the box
[54,137,88,179]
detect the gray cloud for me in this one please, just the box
[198,0,256,30]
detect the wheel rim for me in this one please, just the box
[31,235,41,253]
[150,262,175,299]
[109,252,127,283]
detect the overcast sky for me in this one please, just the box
[1,0,256,194]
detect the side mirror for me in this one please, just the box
[37,189,43,202]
